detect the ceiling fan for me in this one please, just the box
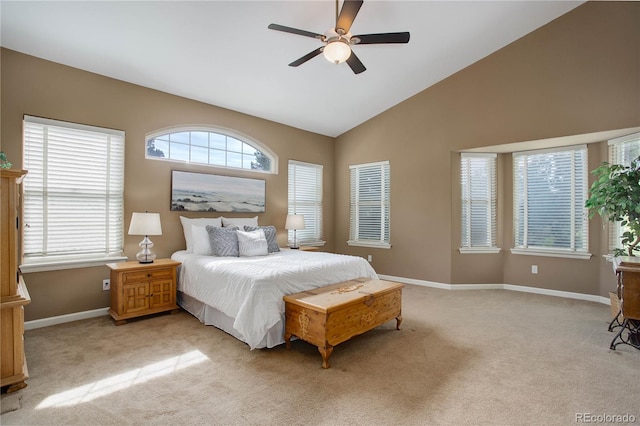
[268,0,410,75]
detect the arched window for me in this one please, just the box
[145,126,277,174]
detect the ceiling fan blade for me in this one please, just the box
[336,0,363,34]
[346,51,366,74]
[353,32,410,45]
[268,24,324,40]
[288,47,324,67]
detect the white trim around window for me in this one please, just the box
[348,160,391,249]
[22,115,126,271]
[145,125,278,174]
[460,153,499,254]
[607,132,640,253]
[288,160,325,247]
[512,144,591,259]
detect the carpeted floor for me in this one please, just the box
[1,284,638,425]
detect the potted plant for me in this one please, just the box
[585,155,640,256]
[0,151,12,169]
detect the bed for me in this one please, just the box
[171,249,378,349]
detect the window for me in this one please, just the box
[22,116,126,271]
[146,127,277,174]
[288,160,324,246]
[348,161,391,249]
[460,153,499,253]
[512,145,590,259]
[608,132,640,252]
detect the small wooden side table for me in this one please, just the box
[107,259,181,325]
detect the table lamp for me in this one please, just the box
[128,212,162,263]
[285,214,305,249]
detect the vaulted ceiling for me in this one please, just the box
[1,1,583,137]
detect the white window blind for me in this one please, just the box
[608,132,640,252]
[288,160,324,246]
[513,145,589,257]
[22,116,125,269]
[460,153,498,251]
[348,161,391,249]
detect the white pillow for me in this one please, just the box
[191,225,213,255]
[180,216,222,252]
[221,216,259,228]
[236,229,268,257]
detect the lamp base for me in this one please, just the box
[136,252,156,263]
[136,236,157,264]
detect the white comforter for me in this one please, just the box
[171,249,378,349]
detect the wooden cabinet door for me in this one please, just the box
[149,279,175,309]
[122,282,150,315]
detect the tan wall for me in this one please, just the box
[0,48,335,321]
[335,2,639,295]
[2,2,638,322]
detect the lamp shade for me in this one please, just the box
[285,214,305,230]
[128,212,162,236]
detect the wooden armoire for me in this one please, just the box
[1,168,30,392]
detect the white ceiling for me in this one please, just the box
[1,1,583,138]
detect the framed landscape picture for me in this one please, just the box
[171,170,265,213]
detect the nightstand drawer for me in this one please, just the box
[122,268,173,283]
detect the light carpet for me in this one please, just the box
[1,284,638,425]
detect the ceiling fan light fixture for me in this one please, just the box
[323,40,351,64]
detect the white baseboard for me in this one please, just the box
[377,274,612,305]
[24,277,612,331]
[25,307,109,331]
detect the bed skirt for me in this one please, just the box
[177,291,286,349]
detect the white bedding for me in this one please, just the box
[171,249,378,349]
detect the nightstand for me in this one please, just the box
[284,246,319,251]
[107,259,181,325]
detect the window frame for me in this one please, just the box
[459,153,500,254]
[607,132,640,254]
[511,144,591,260]
[287,160,325,247]
[21,115,126,272]
[348,160,391,249]
[145,125,278,174]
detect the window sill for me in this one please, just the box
[20,255,128,273]
[347,240,391,249]
[509,249,592,260]
[459,247,501,254]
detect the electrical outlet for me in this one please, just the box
[367,255,372,262]
[531,265,538,274]
[102,279,110,291]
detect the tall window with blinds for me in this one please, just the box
[22,116,125,269]
[512,145,590,258]
[348,161,391,249]
[460,153,498,253]
[608,132,640,252]
[287,160,324,246]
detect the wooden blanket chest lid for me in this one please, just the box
[283,278,403,313]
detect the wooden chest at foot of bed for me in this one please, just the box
[284,278,403,368]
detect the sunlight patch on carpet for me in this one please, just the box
[36,350,209,408]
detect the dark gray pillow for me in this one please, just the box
[206,225,239,257]
[244,225,280,253]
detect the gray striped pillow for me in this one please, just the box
[206,225,239,257]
